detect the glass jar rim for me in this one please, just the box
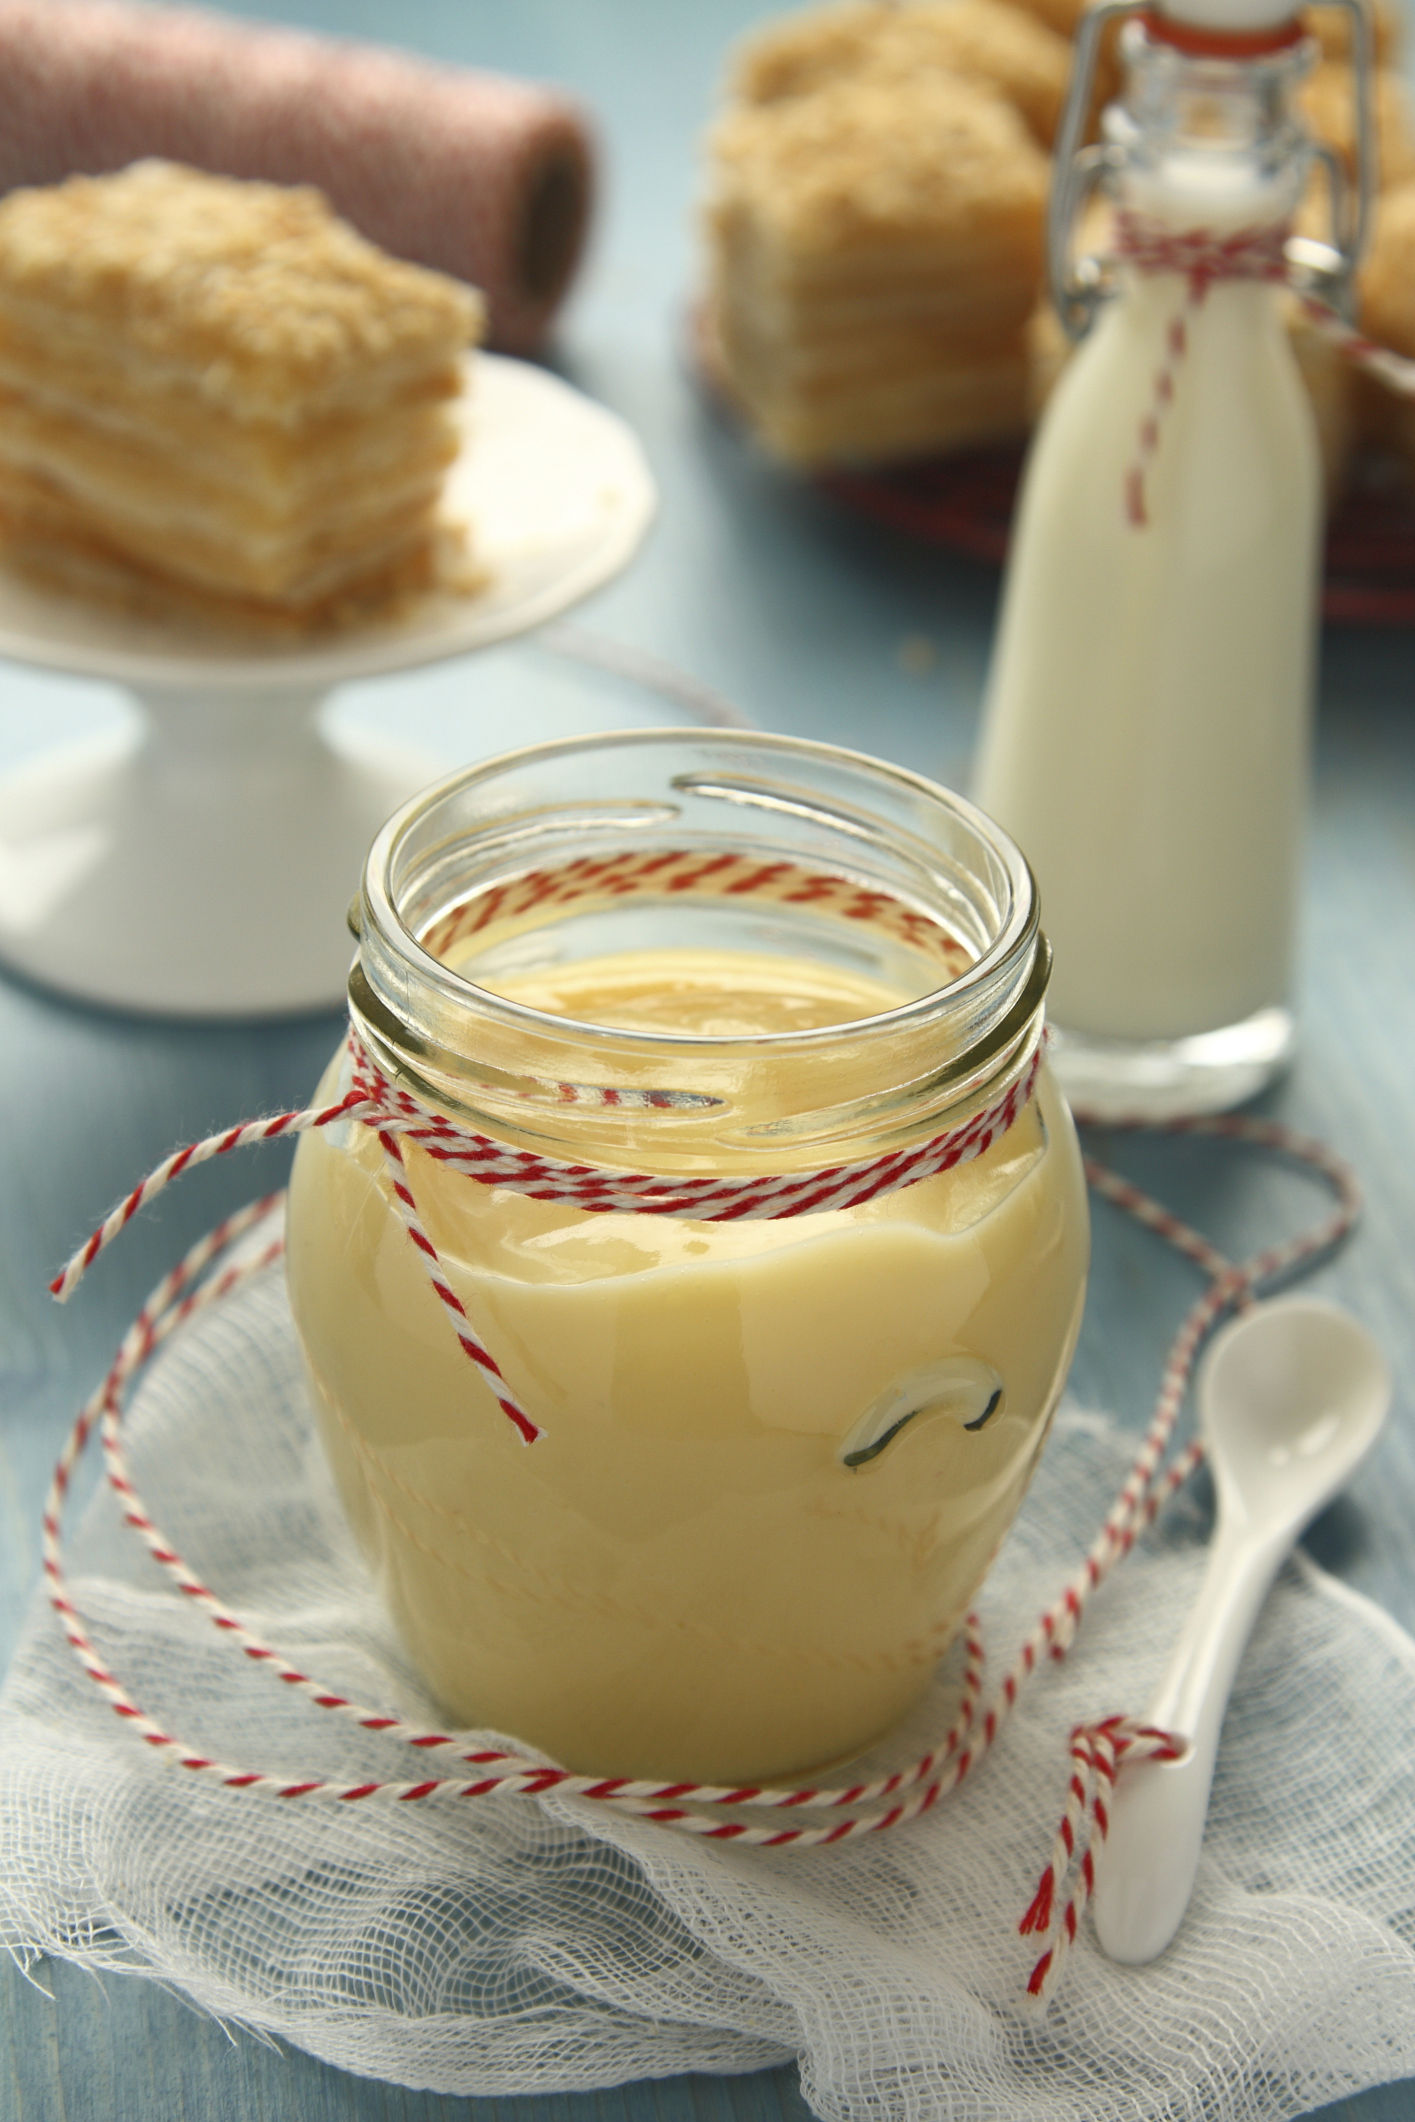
[354,727,1042,1062]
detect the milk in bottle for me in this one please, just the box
[975,0,1371,1115]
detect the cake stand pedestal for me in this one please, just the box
[0,355,656,1018]
[0,683,438,1016]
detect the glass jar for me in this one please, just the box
[285,731,1089,1785]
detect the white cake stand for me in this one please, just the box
[0,356,656,1017]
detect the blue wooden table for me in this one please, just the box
[3,3,1414,2117]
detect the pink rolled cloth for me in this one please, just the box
[0,0,595,353]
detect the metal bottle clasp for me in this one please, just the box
[1048,0,1139,339]
[1291,0,1376,316]
[1049,0,1378,341]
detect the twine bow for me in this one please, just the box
[52,1021,1047,1448]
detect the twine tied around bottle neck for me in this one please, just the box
[1109,204,1415,532]
[1113,210,1292,528]
[1115,210,1292,296]
[44,1038,1359,2001]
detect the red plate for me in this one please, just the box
[818,448,1415,626]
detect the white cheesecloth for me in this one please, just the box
[3,1261,1414,2121]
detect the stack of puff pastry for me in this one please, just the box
[0,160,483,628]
[703,1,1066,466]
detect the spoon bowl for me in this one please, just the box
[1201,1297,1392,1538]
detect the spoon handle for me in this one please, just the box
[1091,1520,1288,1965]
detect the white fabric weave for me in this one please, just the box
[3,1264,1414,2119]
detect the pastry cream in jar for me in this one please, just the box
[285,732,1089,1785]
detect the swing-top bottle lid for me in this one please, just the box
[1144,0,1306,43]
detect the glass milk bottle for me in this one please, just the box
[974,0,1373,1118]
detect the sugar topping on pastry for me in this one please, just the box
[711,70,1047,250]
[731,0,1071,146]
[0,159,481,422]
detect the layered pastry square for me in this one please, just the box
[731,0,1072,146]
[0,159,483,628]
[704,65,1048,465]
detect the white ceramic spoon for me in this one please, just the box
[1091,1294,1391,1965]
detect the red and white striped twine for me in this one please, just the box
[1116,213,1290,528]
[44,1077,1358,2002]
[1112,208,1415,529]
[1016,1106,1361,1996]
[420,847,973,980]
[52,1020,1046,1449]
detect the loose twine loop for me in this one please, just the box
[1113,208,1415,527]
[43,1043,1359,2004]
